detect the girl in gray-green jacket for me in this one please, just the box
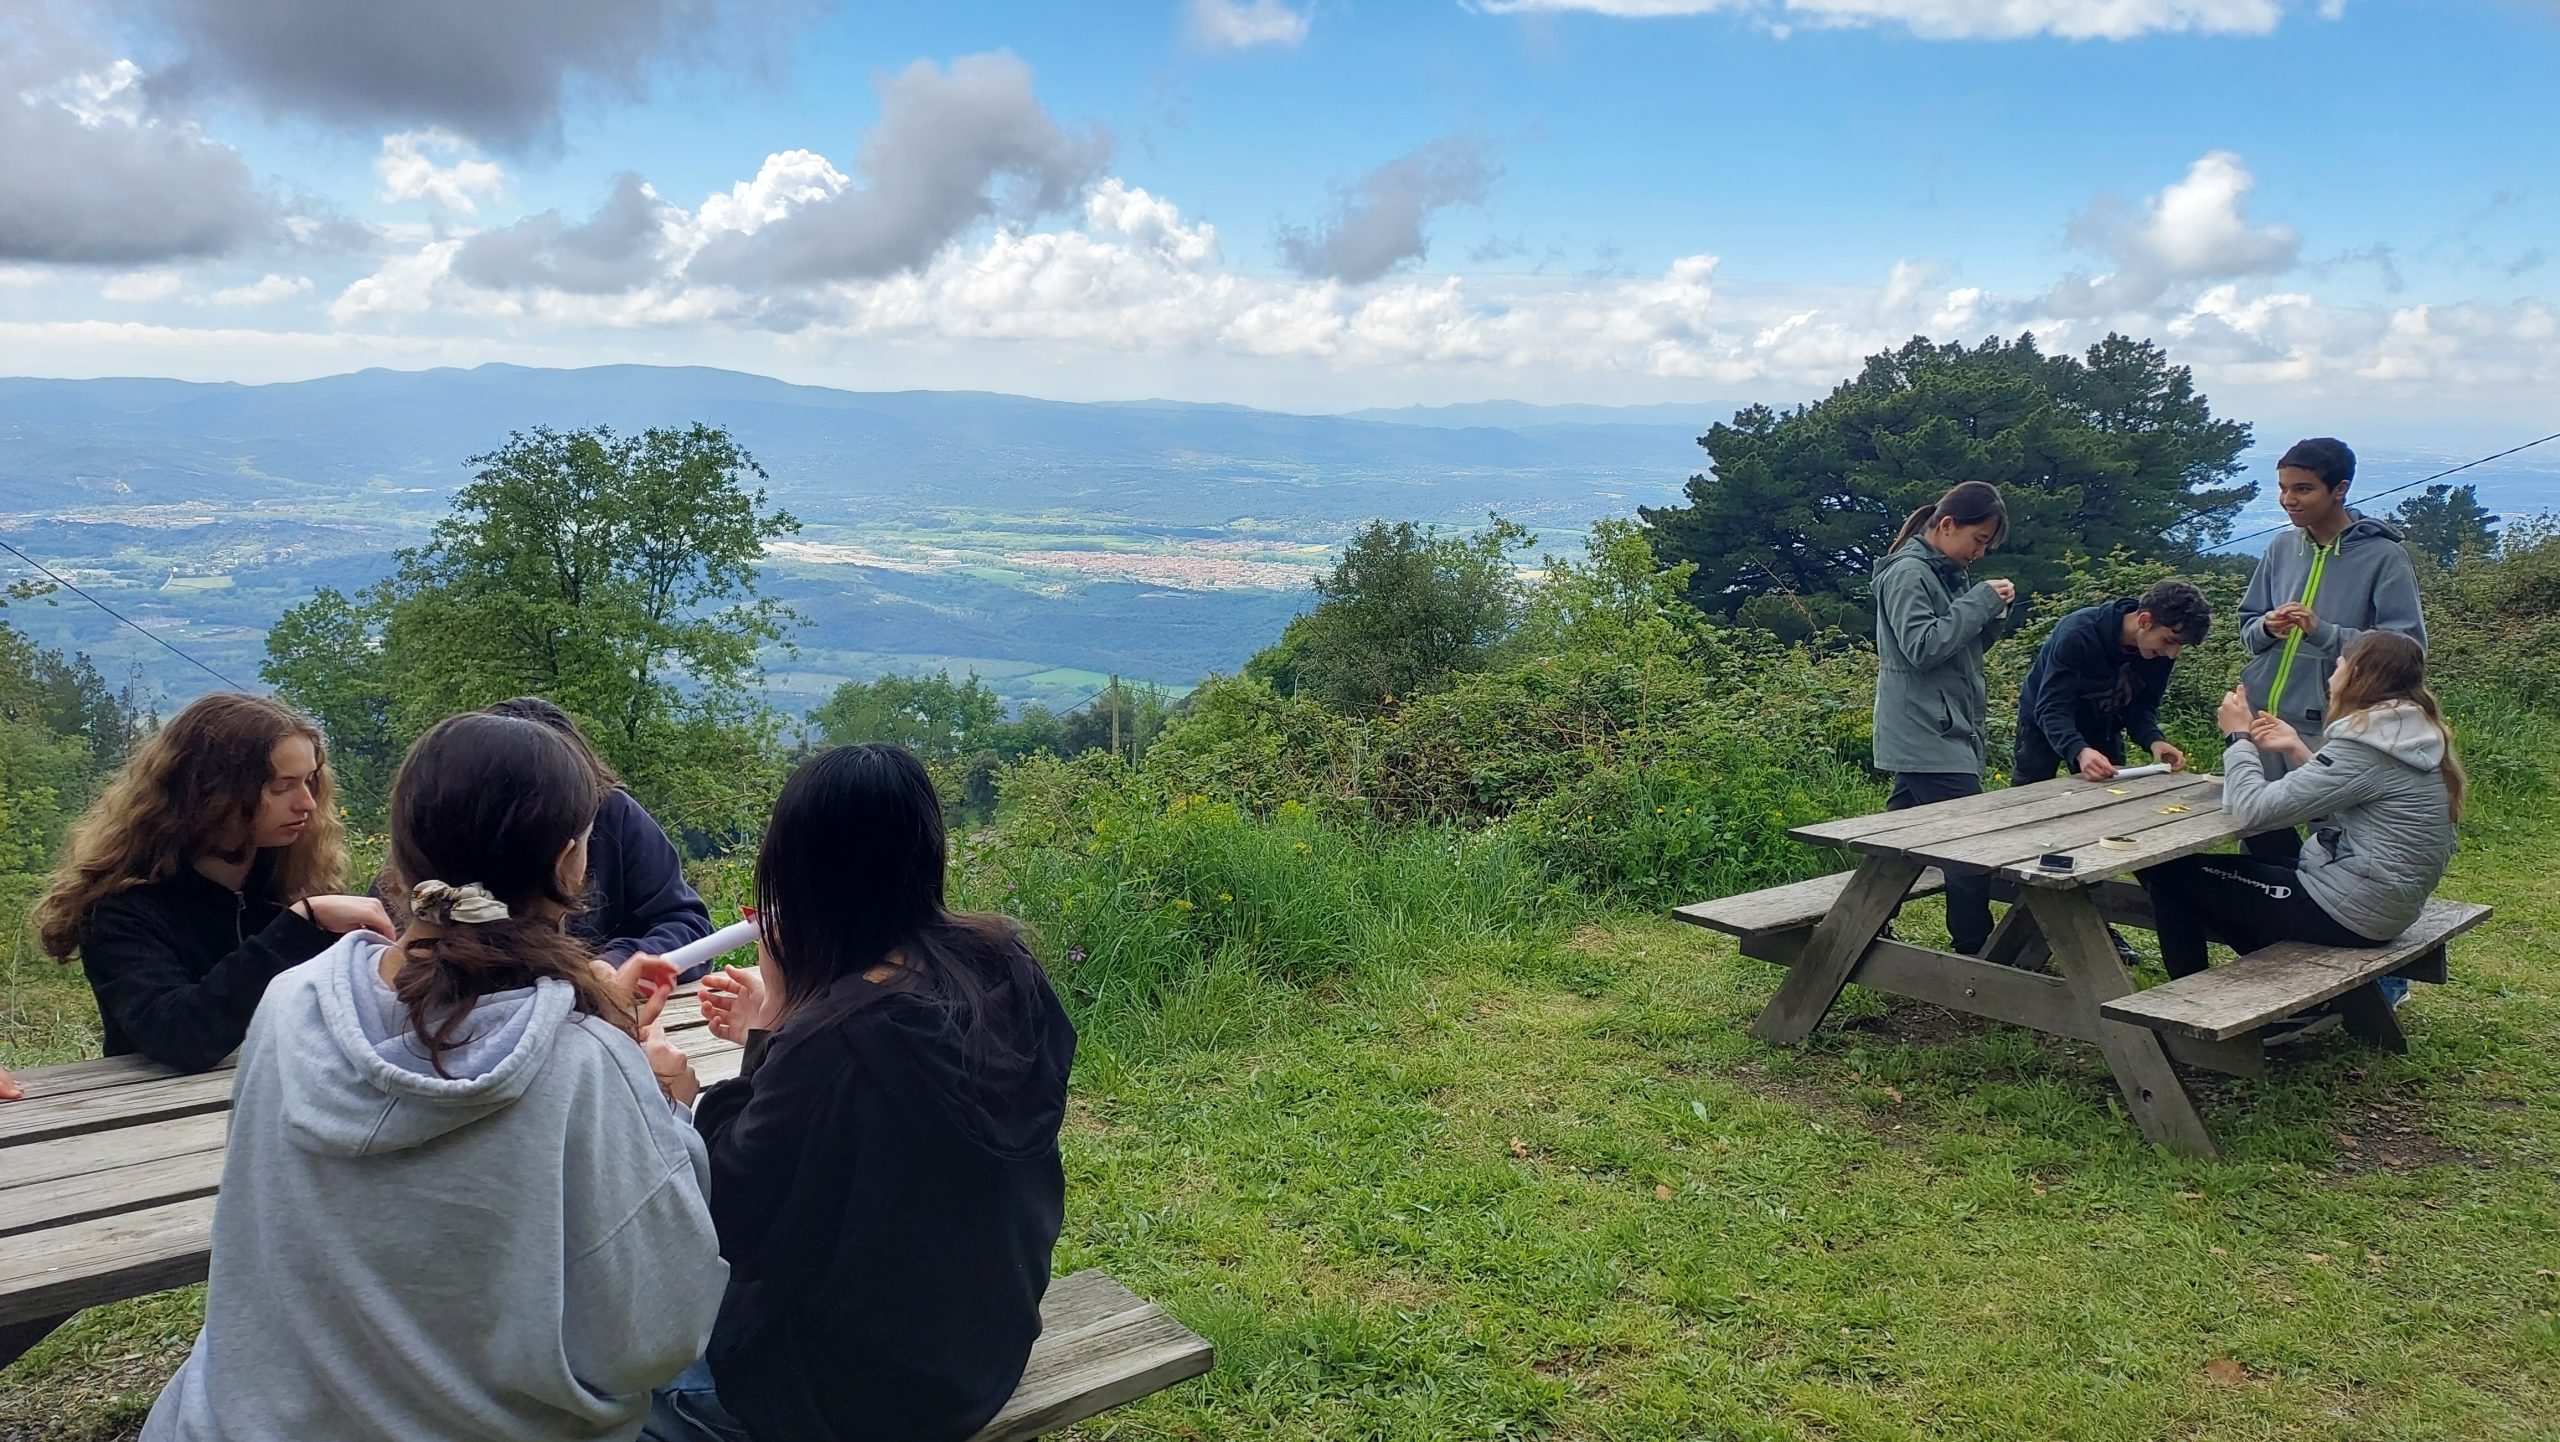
[1871,480,2017,954]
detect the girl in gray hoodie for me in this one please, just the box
[142,712,727,1442]
[2138,632,2465,1006]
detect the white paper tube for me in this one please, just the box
[664,917,759,974]
[2109,762,2170,780]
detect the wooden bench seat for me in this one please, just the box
[972,1270,1215,1439]
[2100,897,2491,1043]
[1671,868,1946,940]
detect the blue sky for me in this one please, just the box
[2,0,2555,441]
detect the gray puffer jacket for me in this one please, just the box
[1871,537,2015,774]
[2219,701,2458,940]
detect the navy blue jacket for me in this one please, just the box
[570,788,714,969]
[2016,598,2173,765]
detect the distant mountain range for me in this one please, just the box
[0,364,1710,713]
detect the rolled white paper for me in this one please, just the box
[2109,762,2171,780]
[664,918,759,974]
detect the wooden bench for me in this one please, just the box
[1,992,1215,1437]
[1672,867,1947,946]
[2101,897,2491,1052]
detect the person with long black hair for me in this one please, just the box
[643,744,1076,1442]
[1870,480,2020,955]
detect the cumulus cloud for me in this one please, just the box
[376,131,506,216]
[150,0,731,149]
[686,52,1108,287]
[1187,0,1314,49]
[1468,0,2318,40]
[0,33,281,264]
[453,174,673,294]
[207,273,313,305]
[2043,151,2298,315]
[1278,137,1499,284]
[102,269,184,302]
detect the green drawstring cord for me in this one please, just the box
[2265,535,2336,719]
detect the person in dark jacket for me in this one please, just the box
[464,698,715,972]
[641,744,1075,1442]
[34,693,394,1073]
[2014,580,2213,784]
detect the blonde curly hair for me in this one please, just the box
[37,692,348,962]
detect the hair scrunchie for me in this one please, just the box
[410,880,512,925]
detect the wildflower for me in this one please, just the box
[1655,807,1665,815]
[1065,946,1087,964]
[1172,898,1195,912]
[1219,891,1234,904]
[1292,840,1312,855]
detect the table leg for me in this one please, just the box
[0,1312,68,1371]
[2024,889,2220,1160]
[1981,904,2052,973]
[1751,855,1926,1045]
[2335,983,2409,1053]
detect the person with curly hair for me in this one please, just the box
[34,692,393,1073]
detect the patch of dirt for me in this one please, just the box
[2324,1096,2484,1176]
[1838,1001,2001,1049]
[0,1347,165,1442]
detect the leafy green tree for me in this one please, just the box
[0,586,145,873]
[1249,516,1534,714]
[264,424,799,828]
[811,671,1002,760]
[1639,333,2252,638]
[2392,483,2501,567]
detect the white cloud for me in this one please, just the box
[1471,0,2323,41]
[1187,0,1314,49]
[101,269,183,302]
[2046,150,2298,314]
[375,130,505,216]
[206,273,313,306]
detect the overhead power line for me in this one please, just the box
[0,536,247,690]
[2216,430,2559,550]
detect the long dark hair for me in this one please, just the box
[1890,480,2010,552]
[385,713,625,1075]
[39,692,347,961]
[754,743,1033,1058]
[2331,631,2466,822]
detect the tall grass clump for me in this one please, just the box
[963,752,1566,1050]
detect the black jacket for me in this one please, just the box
[78,860,338,1072]
[2016,598,2174,766]
[695,947,1075,1442]
[568,789,713,969]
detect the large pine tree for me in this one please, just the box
[1639,333,2253,637]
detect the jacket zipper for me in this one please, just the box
[234,890,246,945]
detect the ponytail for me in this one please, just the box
[394,920,630,1078]
[1890,480,2009,553]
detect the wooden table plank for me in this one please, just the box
[1997,807,2258,889]
[0,1149,226,1238]
[1671,868,1946,939]
[1906,790,2230,872]
[0,1195,219,1327]
[0,1112,226,1193]
[1793,769,2203,848]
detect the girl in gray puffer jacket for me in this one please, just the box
[2139,632,2465,996]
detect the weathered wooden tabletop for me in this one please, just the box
[1757,771,2248,1159]
[0,990,743,1361]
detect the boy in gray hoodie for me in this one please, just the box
[2237,437,2426,860]
[143,713,728,1442]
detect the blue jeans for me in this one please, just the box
[641,1359,754,1442]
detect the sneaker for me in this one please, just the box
[2110,928,2143,966]
[2376,975,2411,1010]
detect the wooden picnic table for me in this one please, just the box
[0,989,1211,1438]
[1686,769,2303,1159]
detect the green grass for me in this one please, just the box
[6,807,2558,1440]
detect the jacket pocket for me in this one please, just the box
[1936,693,1977,741]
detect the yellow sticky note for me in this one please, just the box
[2107,787,2129,795]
